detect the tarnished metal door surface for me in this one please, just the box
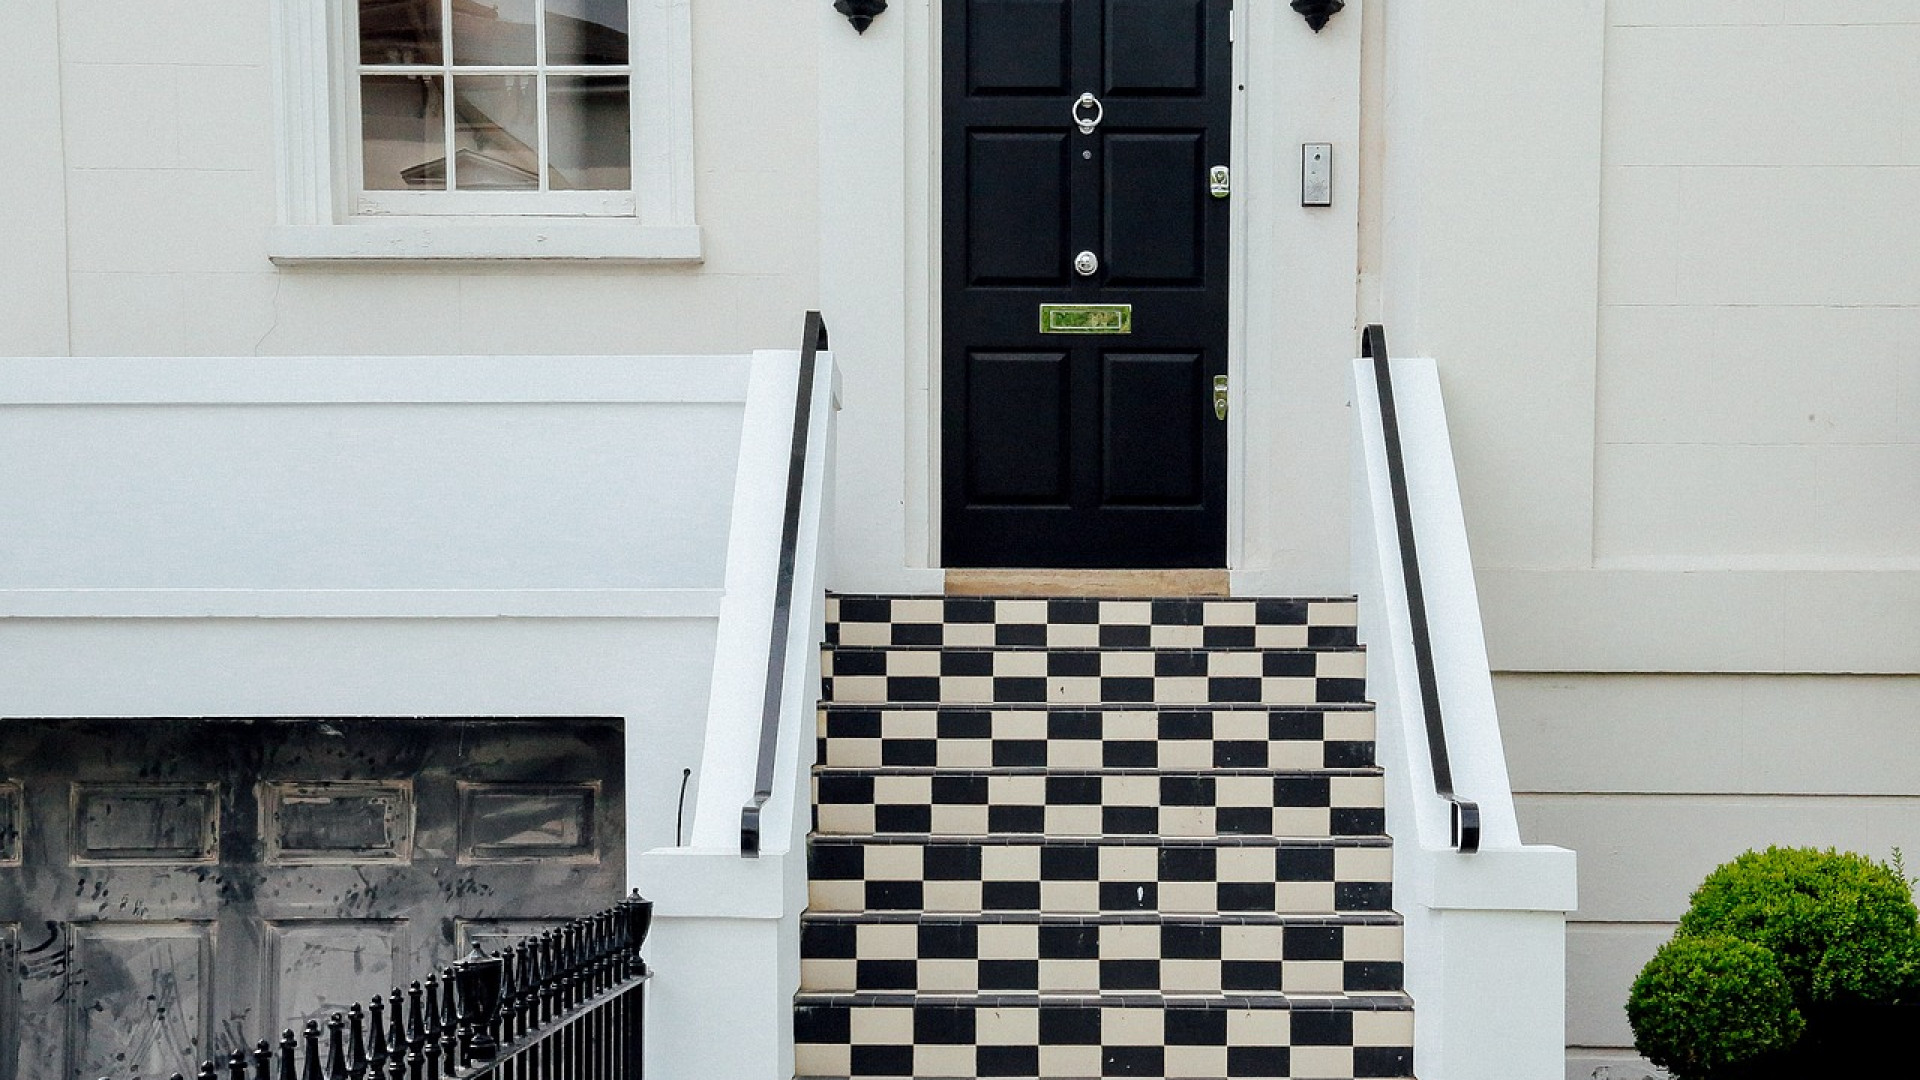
[0,718,624,1080]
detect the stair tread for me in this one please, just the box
[793,989,1413,1009]
[801,910,1402,926]
[814,833,1391,847]
[827,644,1365,654]
[810,760,1382,768]
[830,593,1360,601]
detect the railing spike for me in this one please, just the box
[279,1028,298,1080]
[325,1013,347,1080]
[252,1039,272,1080]
[198,1063,219,1080]
[386,988,406,1068]
[227,1048,249,1080]
[302,1019,324,1080]
[367,995,388,1069]
[347,1002,369,1080]
[406,981,426,1060]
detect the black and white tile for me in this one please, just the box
[797,593,1412,1080]
[827,596,1361,651]
[806,836,1396,917]
[822,646,1367,706]
[800,913,1405,996]
[813,768,1387,839]
[793,996,1415,1080]
[816,706,1377,772]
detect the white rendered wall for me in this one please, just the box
[0,355,751,871]
[5,0,819,360]
[1372,4,1920,1077]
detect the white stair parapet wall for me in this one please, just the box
[637,346,838,1080]
[1351,356,1579,1080]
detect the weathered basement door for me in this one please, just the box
[0,717,623,1080]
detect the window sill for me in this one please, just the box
[267,222,704,265]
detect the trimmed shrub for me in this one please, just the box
[1627,935,1803,1080]
[1677,846,1919,1007]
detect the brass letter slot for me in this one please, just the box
[1039,304,1133,335]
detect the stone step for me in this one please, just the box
[799,912,1404,997]
[812,768,1387,840]
[807,835,1394,917]
[816,704,1376,771]
[822,646,1367,707]
[792,992,1414,1080]
[827,595,1359,650]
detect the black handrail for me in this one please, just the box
[740,311,829,858]
[1362,324,1481,854]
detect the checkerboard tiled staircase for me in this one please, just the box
[794,595,1416,1080]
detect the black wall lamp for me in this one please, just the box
[835,0,887,34]
[1290,0,1344,33]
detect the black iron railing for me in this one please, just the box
[741,311,829,858]
[1361,324,1482,854]
[115,892,653,1080]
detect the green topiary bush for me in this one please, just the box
[1677,846,1919,1008]
[1627,935,1804,1080]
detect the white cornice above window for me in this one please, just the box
[267,0,699,264]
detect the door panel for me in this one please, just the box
[68,924,213,1078]
[968,0,1073,93]
[1102,352,1203,504]
[265,921,403,1023]
[944,0,1231,568]
[967,134,1072,284]
[966,352,1072,504]
[1104,133,1204,283]
[0,717,624,1080]
[1104,0,1203,93]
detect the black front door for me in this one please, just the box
[943,0,1232,568]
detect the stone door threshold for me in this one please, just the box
[942,569,1231,597]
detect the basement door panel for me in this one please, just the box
[967,0,1072,93]
[0,718,624,1080]
[968,133,1071,284]
[944,0,1230,567]
[265,921,403,1025]
[67,924,213,1079]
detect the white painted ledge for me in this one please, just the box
[0,589,724,620]
[0,354,750,404]
[267,223,704,264]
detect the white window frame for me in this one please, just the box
[268,0,700,262]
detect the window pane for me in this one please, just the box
[452,0,537,65]
[361,74,447,190]
[359,0,443,64]
[546,0,629,65]
[453,75,541,190]
[547,76,630,190]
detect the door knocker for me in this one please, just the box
[1072,92,1103,135]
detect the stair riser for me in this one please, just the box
[793,1000,1413,1080]
[824,646,1366,707]
[813,773,1387,840]
[828,596,1359,642]
[818,707,1376,771]
[808,841,1394,917]
[801,921,1404,996]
